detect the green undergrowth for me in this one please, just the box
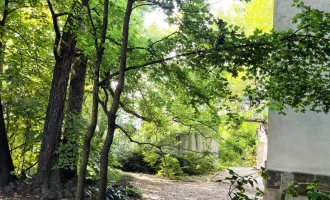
[114,145,217,179]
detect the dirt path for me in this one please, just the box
[127,167,264,200]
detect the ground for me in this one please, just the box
[0,168,263,199]
[127,167,264,200]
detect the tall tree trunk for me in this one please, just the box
[0,98,15,188]
[0,0,9,79]
[75,58,99,200]
[60,56,88,180]
[98,1,133,199]
[36,13,77,190]
[0,0,15,189]
[76,0,109,198]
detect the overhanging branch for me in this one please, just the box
[98,49,208,85]
[116,124,207,154]
[116,124,161,149]
[107,85,152,122]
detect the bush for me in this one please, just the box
[219,122,258,167]
[89,184,142,200]
[157,154,184,178]
[114,144,216,178]
[114,146,157,174]
[176,152,216,175]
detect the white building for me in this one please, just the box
[264,1,330,199]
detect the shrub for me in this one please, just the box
[114,146,157,174]
[176,152,216,175]
[157,154,184,178]
[219,122,258,167]
[114,143,216,178]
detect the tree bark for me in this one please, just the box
[36,13,77,190]
[60,56,88,180]
[0,98,15,188]
[98,1,133,199]
[76,0,109,199]
[0,0,15,189]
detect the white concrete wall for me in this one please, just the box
[268,0,330,176]
[256,123,267,169]
[179,133,219,154]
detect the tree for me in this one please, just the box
[60,56,88,180]
[0,0,16,188]
[76,0,109,198]
[94,1,329,197]
[35,0,83,190]
[0,0,328,199]
[0,98,15,188]
[244,1,330,113]
[2,0,54,180]
[97,1,133,198]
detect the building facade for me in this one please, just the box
[264,1,330,199]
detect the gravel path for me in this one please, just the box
[127,167,264,200]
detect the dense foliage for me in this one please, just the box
[0,0,329,199]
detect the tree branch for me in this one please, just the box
[98,49,208,85]
[97,87,109,114]
[99,29,326,86]
[244,119,267,124]
[132,3,156,10]
[116,124,161,149]
[172,118,213,139]
[107,85,152,122]
[0,0,10,27]
[148,31,178,48]
[55,12,70,17]
[46,0,61,59]
[116,124,206,154]
[10,142,27,152]
[4,26,30,50]
[106,36,151,52]
[86,0,99,53]
[21,161,38,174]
[141,0,173,10]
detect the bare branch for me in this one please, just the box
[4,26,30,50]
[172,118,213,139]
[97,87,109,114]
[106,36,151,52]
[102,87,109,108]
[55,12,70,17]
[10,51,54,64]
[172,117,237,149]
[46,0,61,59]
[107,85,152,122]
[244,119,267,124]
[116,124,161,149]
[116,124,205,154]
[21,161,38,174]
[10,143,26,152]
[149,31,178,48]
[90,7,100,16]
[132,3,156,10]
[86,1,99,53]
[140,0,173,10]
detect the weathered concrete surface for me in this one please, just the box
[179,133,219,154]
[268,0,330,177]
[265,1,330,199]
[268,109,330,176]
[256,123,267,169]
